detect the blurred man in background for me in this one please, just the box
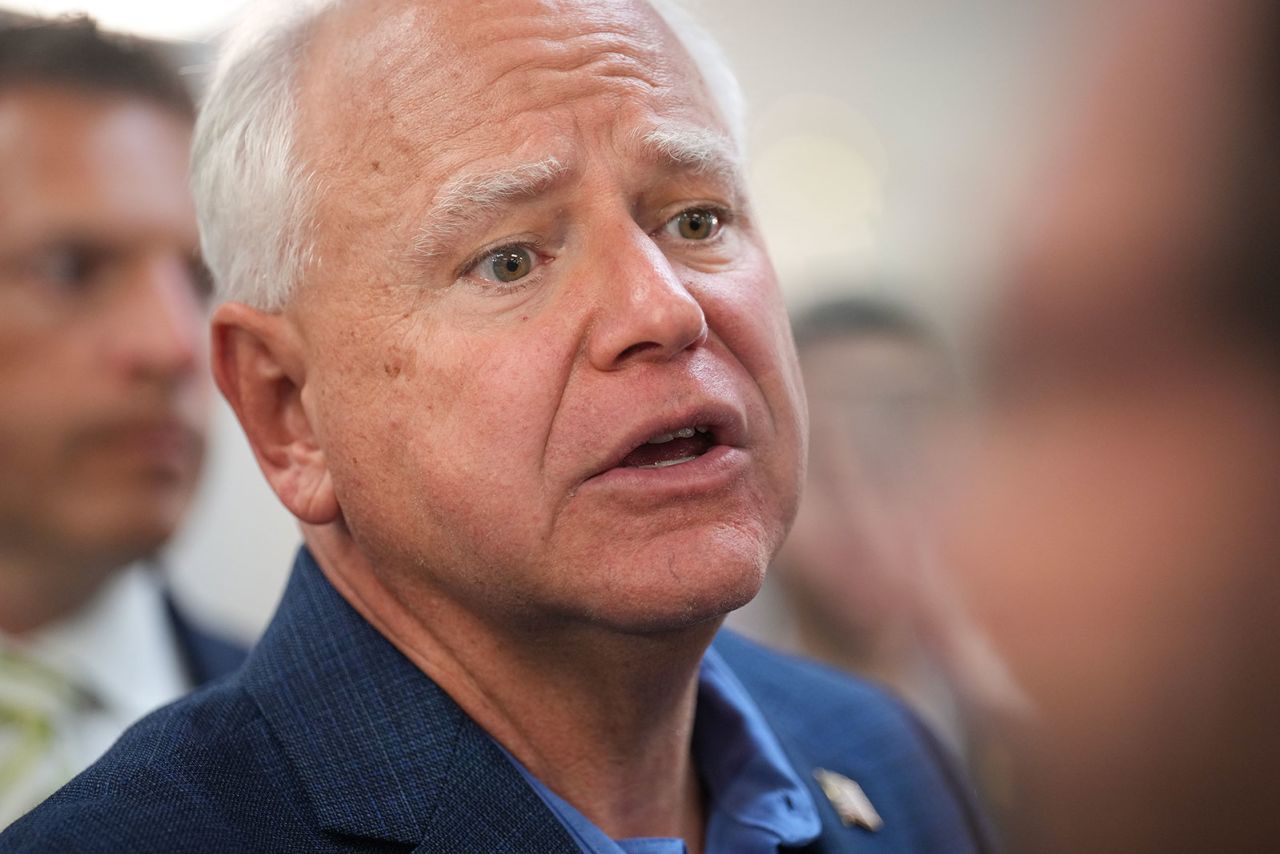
[0,17,244,826]
[943,0,1280,849]
[742,295,1022,817]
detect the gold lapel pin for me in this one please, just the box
[813,768,883,832]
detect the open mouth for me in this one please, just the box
[618,425,716,469]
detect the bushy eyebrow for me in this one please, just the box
[410,156,568,261]
[631,125,742,187]
[407,125,742,264]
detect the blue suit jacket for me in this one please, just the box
[3,549,989,852]
[164,595,248,687]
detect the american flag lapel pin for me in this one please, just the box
[814,768,883,832]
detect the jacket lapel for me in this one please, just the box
[411,720,580,853]
[241,548,577,852]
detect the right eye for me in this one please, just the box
[464,243,545,287]
[664,207,723,242]
[34,246,102,291]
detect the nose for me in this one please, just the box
[107,252,204,383]
[586,225,708,371]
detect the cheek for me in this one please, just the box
[0,323,101,477]
[699,269,806,470]
[699,255,800,379]
[179,360,214,428]
[320,324,570,555]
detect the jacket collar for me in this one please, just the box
[240,547,577,851]
[164,593,246,685]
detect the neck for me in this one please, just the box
[306,527,712,850]
[0,544,121,636]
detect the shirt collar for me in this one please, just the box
[695,646,822,848]
[503,646,822,853]
[12,563,191,718]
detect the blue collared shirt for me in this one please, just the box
[500,647,822,854]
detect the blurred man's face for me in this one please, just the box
[282,0,806,633]
[940,0,1280,846]
[0,89,209,573]
[778,333,949,639]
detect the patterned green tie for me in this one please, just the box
[0,647,84,827]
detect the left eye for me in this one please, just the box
[469,245,540,285]
[665,208,721,241]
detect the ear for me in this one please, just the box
[211,302,339,526]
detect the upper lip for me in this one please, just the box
[585,400,748,481]
[88,412,203,447]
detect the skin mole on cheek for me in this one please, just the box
[371,160,381,172]
[383,358,403,379]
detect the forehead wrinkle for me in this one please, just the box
[410,156,568,262]
[483,37,665,98]
[467,4,670,85]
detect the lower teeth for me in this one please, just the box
[639,455,698,469]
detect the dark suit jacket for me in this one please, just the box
[164,595,248,686]
[2,549,989,852]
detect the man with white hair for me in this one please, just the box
[2,0,987,850]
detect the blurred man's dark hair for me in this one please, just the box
[790,294,941,354]
[1225,2,1280,353]
[761,290,1022,828]
[0,16,193,117]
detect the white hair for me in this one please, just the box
[648,0,747,150]
[192,0,748,310]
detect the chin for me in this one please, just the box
[83,504,185,567]
[571,532,772,636]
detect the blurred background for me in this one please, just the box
[1,0,1103,641]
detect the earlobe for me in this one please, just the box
[211,303,340,525]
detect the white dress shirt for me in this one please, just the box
[0,564,191,826]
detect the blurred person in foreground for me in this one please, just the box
[0,18,245,827]
[743,296,1022,810]
[941,0,1280,850]
[2,0,992,851]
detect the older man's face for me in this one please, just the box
[286,0,806,631]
